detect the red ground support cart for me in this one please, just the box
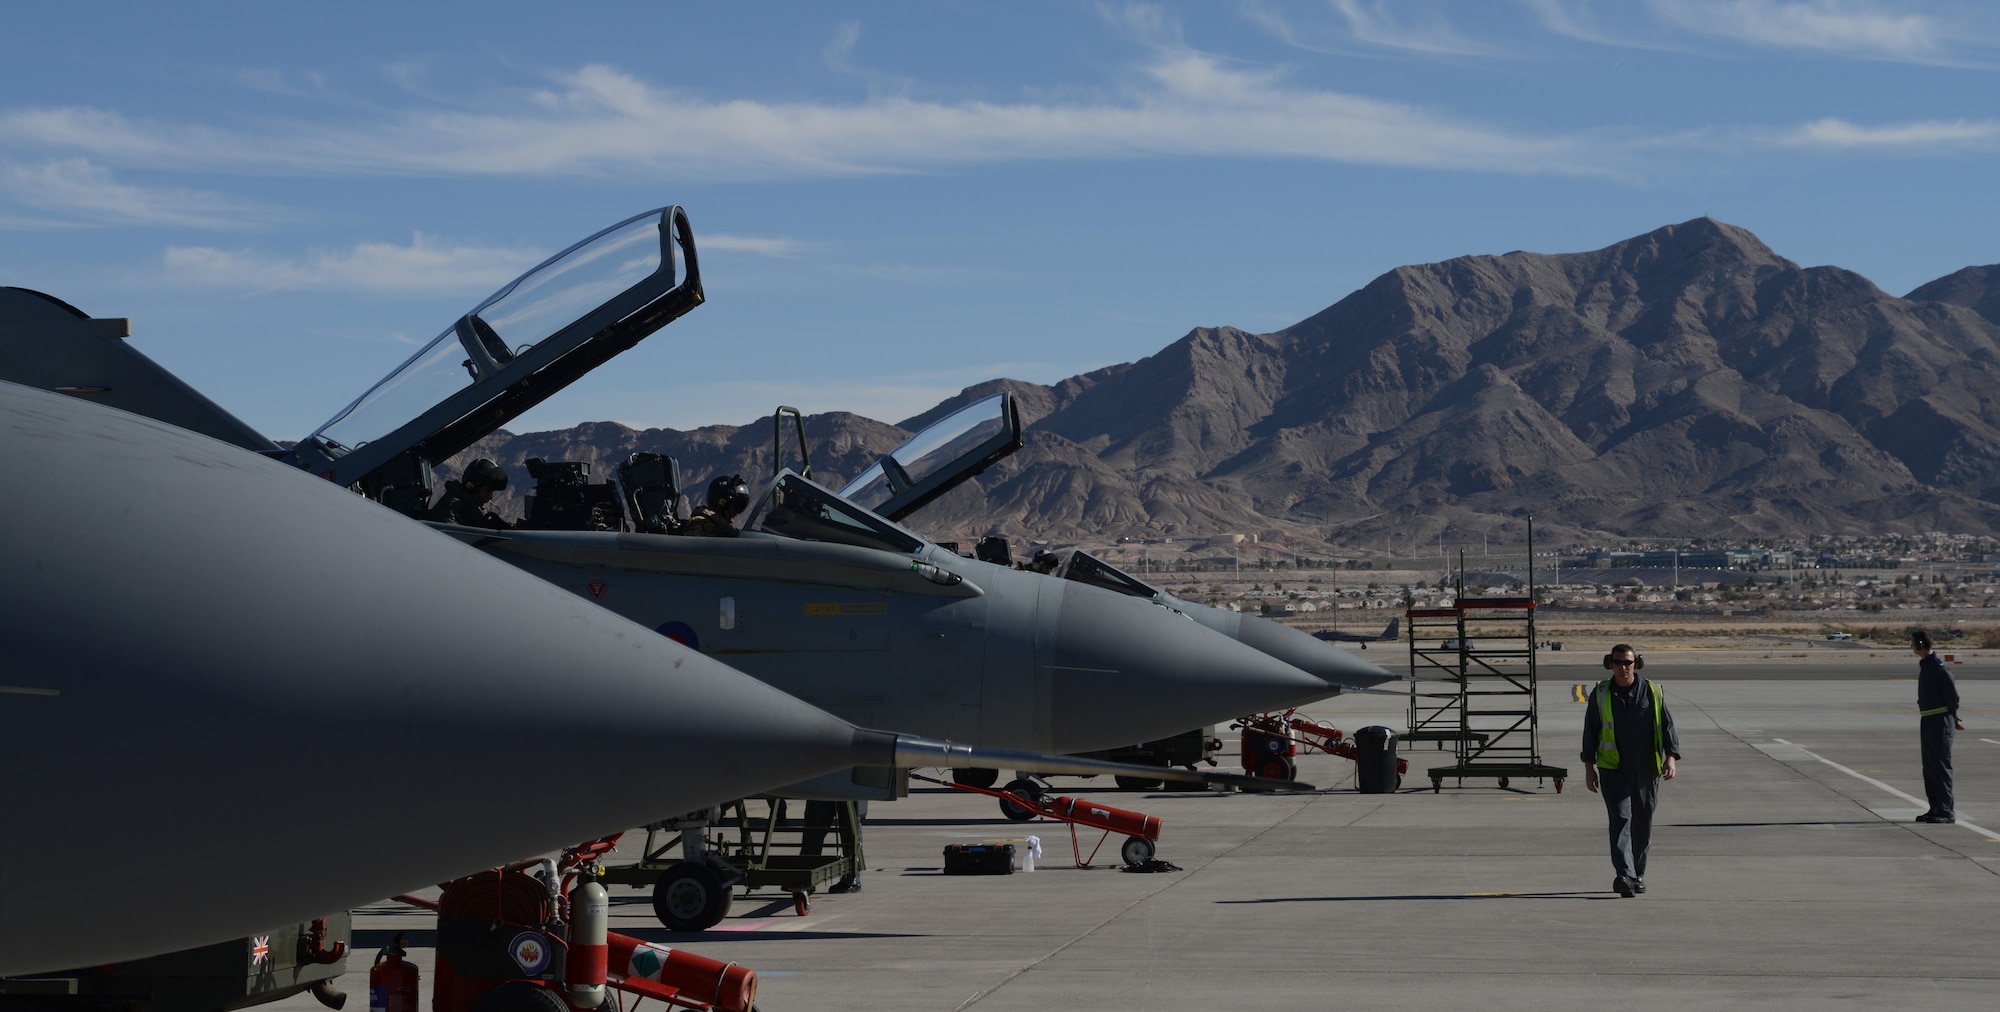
[1233,710,1409,785]
[397,836,759,1012]
[919,773,1164,868]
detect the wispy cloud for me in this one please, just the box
[1245,0,1519,59]
[1527,0,1998,65]
[0,53,1623,182]
[1522,0,1697,52]
[1780,116,2000,148]
[700,233,810,258]
[819,20,920,97]
[2,158,277,229]
[162,234,547,293]
[1649,0,1946,61]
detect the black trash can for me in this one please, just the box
[1354,725,1399,794]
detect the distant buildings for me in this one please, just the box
[1574,549,1795,570]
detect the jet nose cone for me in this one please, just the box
[1048,585,1329,753]
[1234,613,1400,691]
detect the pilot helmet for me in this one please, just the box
[464,458,509,491]
[707,474,750,517]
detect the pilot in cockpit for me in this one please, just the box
[681,474,749,537]
[429,458,515,530]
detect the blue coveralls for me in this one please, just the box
[1582,677,1680,886]
[1918,651,1960,819]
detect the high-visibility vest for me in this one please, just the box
[1594,678,1665,773]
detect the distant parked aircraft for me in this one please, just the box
[1312,618,1400,648]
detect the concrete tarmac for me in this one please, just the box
[284,661,1995,1011]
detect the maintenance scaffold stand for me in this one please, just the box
[1406,529,1567,793]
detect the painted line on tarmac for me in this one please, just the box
[1768,739,1999,843]
[1983,738,2000,746]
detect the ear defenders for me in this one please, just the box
[1602,653,1645,670]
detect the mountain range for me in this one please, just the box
[463,218,2000,551]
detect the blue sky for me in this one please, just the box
[4,1,1998,441]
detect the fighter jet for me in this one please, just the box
[831,404,1407,674]
[1312,618,1401,647]
[453,472,1343,770]
[0,379,1304,977]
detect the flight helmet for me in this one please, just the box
[707,474,750,517]
[464,458,509,491]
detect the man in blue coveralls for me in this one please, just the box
[1582,643,1681,897]
[1912,629,1964,824]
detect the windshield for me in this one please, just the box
[1061,551,1159,599]
[745,472,923,554]
[840,393,1012,512]
[313,328,471,454]
[473,214,663,355]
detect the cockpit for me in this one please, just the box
[1058,550,1162,599]
[742,472,925,555]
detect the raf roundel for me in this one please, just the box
[656,621,700,651]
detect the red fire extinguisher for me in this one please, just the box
[371,937,420,1012]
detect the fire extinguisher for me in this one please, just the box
[370,936,420,1012]
[565,876,609,1011]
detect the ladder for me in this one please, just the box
[1408,527,1569,792]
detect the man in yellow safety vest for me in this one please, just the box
[1582,643,1681,897]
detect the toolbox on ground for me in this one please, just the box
[943,843,1016,875]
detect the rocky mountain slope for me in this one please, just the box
[461,219,2000,548]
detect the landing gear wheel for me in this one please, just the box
[1120,836,1156,868]
[1115,772,1165,792]
[792,890,811,916]
[1250,757,1294,788]
[952,766,999,789]
[470,983,568,1012]
[652,863,733,932]
[999,779,1043,822]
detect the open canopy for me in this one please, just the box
[288,206,702,489]
[837,392,1022,522]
